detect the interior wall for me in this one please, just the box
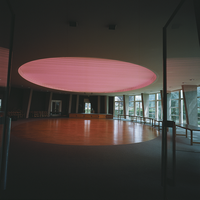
[6,88,113,116]
[8,87,24,111]
[0,88,5,111]
[52,93,70,115]
[30,91,47,111]
[71,95,77,113]
[109,96,114,114]
[100,96,105,113]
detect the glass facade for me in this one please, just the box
[135,95,142,116]
[114,96,123,117]
[197,87,200,126]
[114,88,199,125]
[129,96,134,115]
[149,94,155,118]
[171,91,179,124]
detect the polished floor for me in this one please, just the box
[11,118,160,145]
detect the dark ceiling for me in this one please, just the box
[0,0,200,95]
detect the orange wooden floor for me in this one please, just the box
[11,118,160,145]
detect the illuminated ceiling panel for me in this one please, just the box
[18,57,157,93]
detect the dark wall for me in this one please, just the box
[109,96,114,114]
[100,96,105,113]
[78,95,85,113]
[8,87,24,111]
[71,95,77,113]
[89,96,98,113]
[6,87,112,116]
[30,91,47,111]
[52,93,70,115]
[0,87,6,111]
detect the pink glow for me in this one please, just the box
[18,57,156,93]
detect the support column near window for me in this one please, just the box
[123,95,126,119]
[98,96,100,113]
[68,94,72,114]
[142,93,149,117]
[123,95,129,119]
[26,89,33,119]
[76,95,79,114]
[167,93,171,120]
[160,90,163,113]
[182,85,198,126]
[48,92,53,117]
[105,96,108,114]
[125,96,129,117]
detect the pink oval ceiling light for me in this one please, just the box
[18,57,156,93]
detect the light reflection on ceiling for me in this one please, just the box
[18,57,157,93]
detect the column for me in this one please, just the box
[123,95,129,119]
[76,95,79,113]
[182,85,198,126]
[105,96,109,114]
[47,92,53,117]
[142,93,149,117]
[98,96,100,113]
[68,94,72,114]
[26,89,33,118]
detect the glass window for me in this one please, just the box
[149,101,155,107]
[171,91,179,99]
[149,94,155,101]
[198,98,200,107]
[114,96,123,117]
[135,95,141,101]
[129,96,134,101]
[157,101,162,119]
[157,93,161,100]
[129,96,134,115]
[171,91,180,123]
[197,87,200,97]
[136,102,142,116]
[115,96,123,101]
[85,103,91,113]
[149,94,155,118]
[135,95,142,116]
[171,99,178,107]
[197,87,200,126]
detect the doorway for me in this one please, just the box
[51,100,62,116]
[85,103,91,113]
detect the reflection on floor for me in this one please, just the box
[11,118,160,145]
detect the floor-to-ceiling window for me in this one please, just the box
[171,91,179,124]
[85,103,91,114]
[149,94,155,118]
[156,93,162,119]
[114,96,123,117]
[129,96,134,115]
[180,90,186,124]
[197,87,200,126]
[135,95,142,116]
[171,90,185,124]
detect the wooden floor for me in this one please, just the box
[11,118,160,145]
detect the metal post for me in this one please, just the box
[162,0,186,199]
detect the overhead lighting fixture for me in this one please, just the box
[18,57,157,93]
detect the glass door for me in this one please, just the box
[51,100,62,116]
[85,103,91,113]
